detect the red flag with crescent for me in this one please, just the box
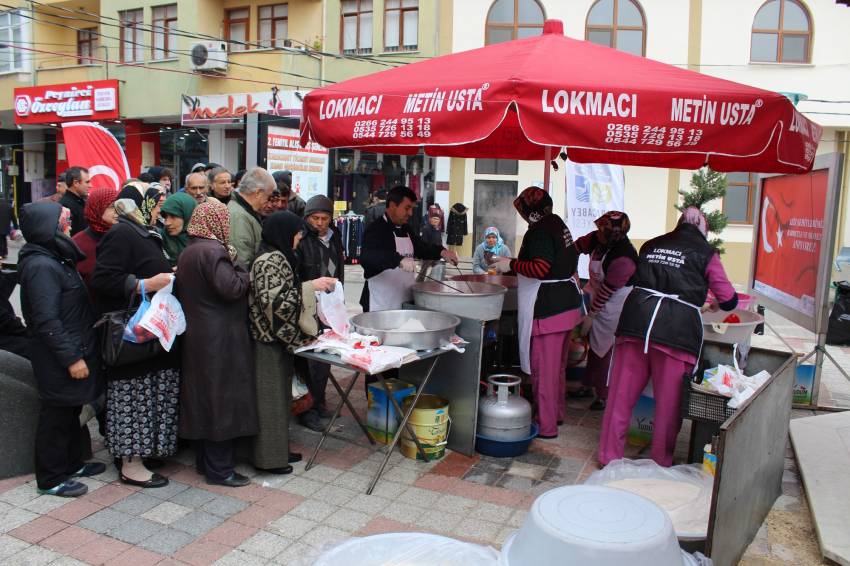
[61,121,130,191]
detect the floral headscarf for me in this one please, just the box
[594,211,631,247]
[141,187,164,225]
[58,206,72,236]
[84,186,118,234]
[513,186,553,225]
[678,206,708,237]
[187,200,234,259]
[482,227,505,254]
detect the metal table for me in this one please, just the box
[297,348,450,494]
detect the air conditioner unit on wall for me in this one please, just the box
[190,42,228,73]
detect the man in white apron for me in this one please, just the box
[574,212,639,411]
[359,185,458,313]
[599,207,739,467]
[492,187,583,439]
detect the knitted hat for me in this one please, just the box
[304,195,333,217]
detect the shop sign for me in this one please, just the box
[14,80,119,125]
[266,125,328,203]
[181,88,305,126]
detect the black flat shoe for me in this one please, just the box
[119,472,169,489]
[590,398,607,411]
[143,457,166,469]
[288,452,302,463]
[257,465,293,475]
[207,472,251,487]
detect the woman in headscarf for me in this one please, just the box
[141,187,165,231]
[18,201,105,497]
[491,187,583,439]
[472,226,512,274]
[175,200,258,487]
[574,212,639,411]
[90,183,178,489]
[160,193,197,266]
[248,211,336,474]
[72,186,118,296]
[599,206,738,467]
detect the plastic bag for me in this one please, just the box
[827,281,850,345]
[137,278,185,351]
[122,280,157,344]
[317,282,350,337]
[300,532,500,566]
[584,459,714,539]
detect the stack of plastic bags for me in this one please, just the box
[697,363,770,409]
[295,330,419,374]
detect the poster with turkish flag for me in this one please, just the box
[61,121,130,190]
[752,169,829,320]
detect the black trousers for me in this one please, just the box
[35,404,85,490]
[305,359,332,410]
[195,439,235,482]
[0,235,7,257]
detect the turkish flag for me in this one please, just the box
[61,121,130,190]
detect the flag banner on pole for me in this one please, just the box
[61,121,130,190]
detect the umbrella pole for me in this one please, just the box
[543,146,552,192]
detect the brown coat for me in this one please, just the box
[175,238,258,441]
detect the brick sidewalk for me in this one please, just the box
[0,373,828,565]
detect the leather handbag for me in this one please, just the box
[95,286,165,368]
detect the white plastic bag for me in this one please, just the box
[584,459,714,539]
[317,282,350,337]
[138,279,186,351]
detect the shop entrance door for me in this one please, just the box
[473,180,518,253]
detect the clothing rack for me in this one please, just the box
[335,212,365,264]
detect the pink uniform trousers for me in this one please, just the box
[530,309,581,437]
[598,339,695,467]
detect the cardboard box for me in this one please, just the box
[366,379,416,444]
[794,364,816,405]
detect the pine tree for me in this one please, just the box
[676,167,729,253]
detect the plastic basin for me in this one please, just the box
[702,308,764,345]
[313,532,499,565]
[500,486,684,566]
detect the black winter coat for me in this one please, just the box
[17,203,101,406]
[59,192,87,236]
[298,224,345,284]
[446,203,468,246]
[91,217,179,379]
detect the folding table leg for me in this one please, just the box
[367,357,441,495]
[306,371,362,471]
[327,370,375,445]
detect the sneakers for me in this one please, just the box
[72,462,107,478]
[37,480,88,498]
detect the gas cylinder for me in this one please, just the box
[477,374,532,441]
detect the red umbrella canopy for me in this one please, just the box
[301,20,821,174]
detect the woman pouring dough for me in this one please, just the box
[492,187,583,439]
[599,207,738,466]
[574,211,639,411]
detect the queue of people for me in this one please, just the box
[16,164,341,497]
[13,167,738,496]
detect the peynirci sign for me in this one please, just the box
[14,80,119,125]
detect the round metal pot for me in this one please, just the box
[412,281,507,322]
[477,374,532,441]
[450,274,518,312]
[350,310,460,351]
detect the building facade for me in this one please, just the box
[447,0,850,285]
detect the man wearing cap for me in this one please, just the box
[296,195,345,431]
